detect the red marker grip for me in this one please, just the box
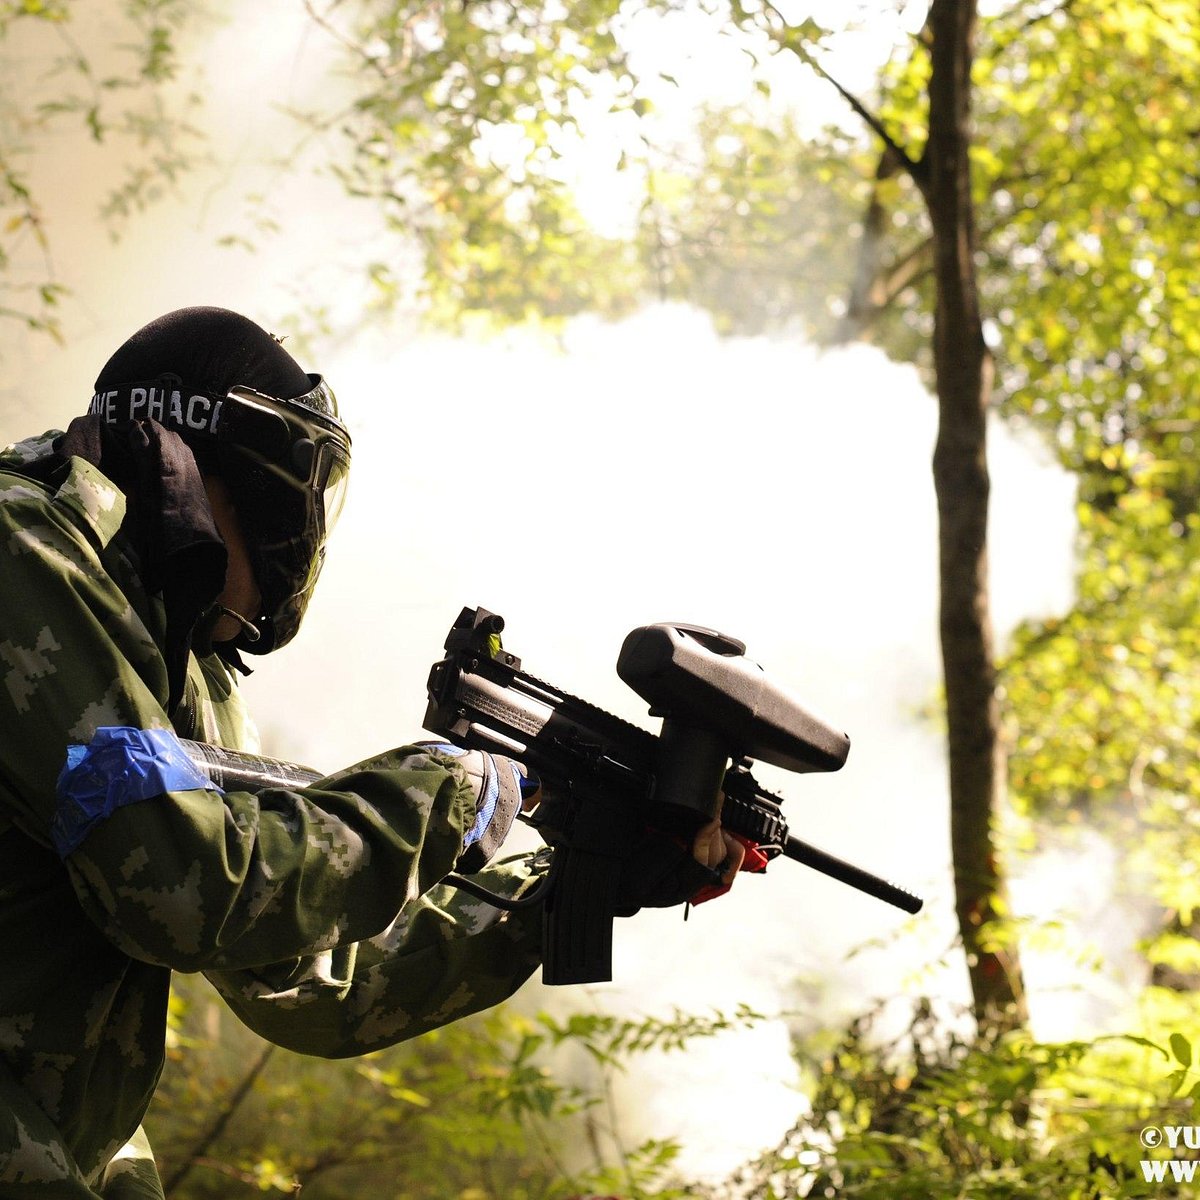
[690,832,768,905]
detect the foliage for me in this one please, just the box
[977,1,1200,479]
[0,0,202,338]
[301,0,881,334]
[150,976,767,1199]
[631,109,874,341]
[973,3,1200,965]
[154,976,563,1198]
[300,0,653,330]
[594,0,1200,417]
[154,979,1200,1198]
[1004,456,1200,824]
[703,1001,1200,1200]
[1001,455,1200,987]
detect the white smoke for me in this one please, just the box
[245,307,1078,1177]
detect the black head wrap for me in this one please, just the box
[91,307,351,664]
[87,308,319,709]
[94,306,311,416]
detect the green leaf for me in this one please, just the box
[1170,1032,1193,1068]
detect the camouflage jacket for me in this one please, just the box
[0,435,544,1197]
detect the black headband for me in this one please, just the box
[88,377,227,439]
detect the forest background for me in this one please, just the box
[2,0,1199,1195]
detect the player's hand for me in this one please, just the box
[692,819,745,888]
[691,794,745,888]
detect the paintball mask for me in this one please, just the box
[90,305,352,654]
[212,374,351,652]
[88,371,351,652]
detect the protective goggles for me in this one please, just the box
[220,376,352,542]
[219,377,351,652]
[89,372,352,652]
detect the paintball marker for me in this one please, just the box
[422,606,923,984]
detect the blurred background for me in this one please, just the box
[2,1,1197,1195]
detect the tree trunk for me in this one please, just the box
[921,0,1027,1032]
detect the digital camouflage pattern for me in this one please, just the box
[0,436,545,1196]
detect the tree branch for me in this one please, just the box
[162,1043,276,1197]
[760,1,928,187]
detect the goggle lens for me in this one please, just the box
[322,451,351,536]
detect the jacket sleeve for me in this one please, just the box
[204,851,546,1058]
[0,484,537,976]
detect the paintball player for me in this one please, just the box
[0,307,743,1198]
